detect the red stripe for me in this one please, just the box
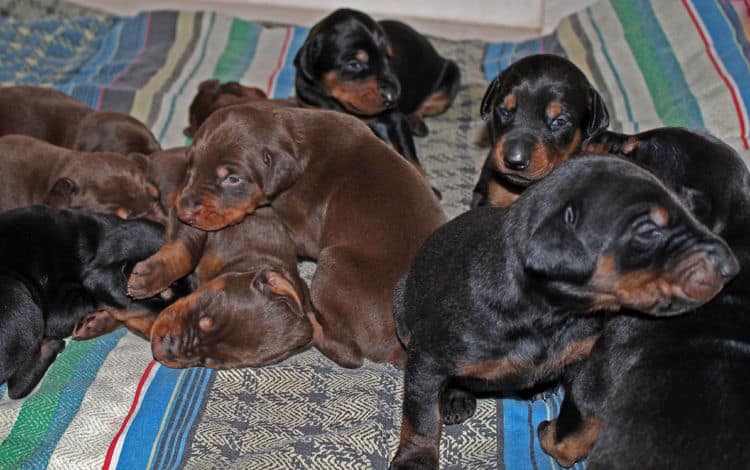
[95,13,153,111]
[265,27,292,97]
[682,0,750,149]
[102,360,157,470]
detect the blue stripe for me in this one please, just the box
[629,0,704,128]
[115,365,185,470]
[156,13,216,142]
[482,39,546,83]
[152,368,201,469]
[158,369,213,469]
[586,8,638,132]
[691,0,750,130]
[274,26,309,99]
[20,330,127,470]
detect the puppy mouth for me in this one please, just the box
[340,101,389,116]
[497,172,537,188]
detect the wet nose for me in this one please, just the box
[708,242,740,281]
[380,85,397,108]
[503,135,537,171]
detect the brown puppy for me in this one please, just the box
[76,208,313,369]
[0,85,161,155]
[127,147,189,210]
[0,135,166,222]
[183,80,269,138]
[128,103,446,367]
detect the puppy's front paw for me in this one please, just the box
[72,310,121,340]
[127,256,169,299]
[442,388,477,425]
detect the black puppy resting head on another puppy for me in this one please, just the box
[390,154,737,469]
[473,54,609,207]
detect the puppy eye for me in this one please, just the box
[550,116,569,130]
[345,60,366,73]
[563,203,576,225]
[222,175,242,186]
[262,151,271,165]
[633,221,663,243]
[497,107,511,120]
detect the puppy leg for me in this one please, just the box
[538,388,600,467]
[306,311,364,369]
[128,213,206,299]
[8,338,65,399]
[391,351,446,470]
[441,387,477,425]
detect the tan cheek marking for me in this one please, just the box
[650,206,669,227]
[503,94,517,111]
[546,101,563,119]
[486,180,521,208]
[322,72,383,112]
[590,255,678,311]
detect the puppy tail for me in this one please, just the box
[392,275,411,347]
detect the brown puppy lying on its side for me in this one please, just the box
[76,208,313,369]
[0,85,161,155]
[0,135,166,222]
[127,103,446,368]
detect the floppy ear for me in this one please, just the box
[524,223,597,282]
[255,270,305,316]
[293,32,323,81]
[585,88,609,138]
[480,71,505,121]
[44,177,78,207]
[252,149,303,198]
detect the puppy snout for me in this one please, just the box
[706,242,740,281]
[677,243,738,302]
[380,86,396,108]
[153,333,179,360]
[176,196,202,223]
[503,135,536,171]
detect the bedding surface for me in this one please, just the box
[0,0,748,468]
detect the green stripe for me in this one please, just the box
[610,0,689,127]
[213,20,261,80]
[0,340,95,468]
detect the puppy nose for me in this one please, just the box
[380,87,396,108]
[177,197,201,222]
[710,242,740,281]
[154,334,179,359]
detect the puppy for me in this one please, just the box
[76,208,313,369]
[472,54,609,208]
[0,85,161,154]
[389,154,738,469]
[0,205,192,399]
[539,128,750,468]
[0,135,167,222]
[127,146,189,210]
[293,8,460,170]
[127,103,446,368]
[183,80,268,138]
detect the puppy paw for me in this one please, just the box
[72,310,121,340]
[127,256,170,299]
[538,417,600,467]
[441,388,477,425]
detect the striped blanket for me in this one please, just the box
[0,1,748,469]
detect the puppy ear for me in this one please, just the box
[525,221,596,282]
[480,71,504,121]
[255,270,305,316]
[294,32,323,81]
[255,149,303,197]
[45,177,78,207]
[585,88,609,138]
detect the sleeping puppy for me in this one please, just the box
[0,205,193,399]
[0,135,167,222]
[75,208,313,370]
[538,128,750,468]
[390,154,738,469]
[182,80,269,138]
[0,85,161,155]
[293,8,460,172]
[472,54,609,208]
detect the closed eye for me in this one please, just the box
[549,116,569,130]
[344,60,366,73]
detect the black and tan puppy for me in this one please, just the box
[539,128,750,468]
[0,205,192,399]
[293,8,460,170]
[75,208,313,370]
[472,54,609,208]
[0,85,161,155]
[390,155,738,469]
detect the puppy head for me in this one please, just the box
[175,103,304,231]
[184,80,268,138]
[294,8,400,115]
[74,111,162,155]
[522,155,738,316]
[150,270,312,369]
[480,54,609,186]
[49,152,167,223]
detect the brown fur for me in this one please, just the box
[539,416,601,467]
